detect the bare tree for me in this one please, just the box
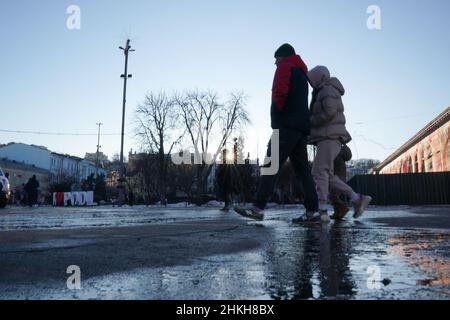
[175,90,250,203]
[170,161,196,206]
[129,153,160,204]
[135,92,182,205]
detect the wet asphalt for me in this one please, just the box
[0,205,449,300]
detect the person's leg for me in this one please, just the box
[28,192,32,207]
[253,129,296,210]
[329,154,351,219]
[289,133,318,213]
[329,173,372,218]
[223,192,232,210]
[329,157,369,206]
[329,174,356,199]
[312,140,342,210]
[333,155,348,182]
[235,129,299,221]
[328,153,373,219]
[329,154,352,209]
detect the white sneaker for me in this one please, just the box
[234,205,264,221]
[353,195,372,219]
[292,211,321,224]
[292,210,329,224]
[319,210,330,223]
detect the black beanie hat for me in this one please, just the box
[274,43,296,58]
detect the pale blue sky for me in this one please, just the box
[1,0,449,161]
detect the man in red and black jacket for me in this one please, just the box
[234,44,319,223]
[271,44,310,133]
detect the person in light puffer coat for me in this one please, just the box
[308,66,372,221]
[309,66,352,144]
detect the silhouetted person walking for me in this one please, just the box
[217,148,233,211]
[234,44,319,222]
[25,175,39,207]
[128,190,135,206]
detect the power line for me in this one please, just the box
[354,134,396,151]
[0,129,128,136]
[352,131,360,160]
[350,111,438,126]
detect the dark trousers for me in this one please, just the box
[254,129,318,212]
[27,191,37,207]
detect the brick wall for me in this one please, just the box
[380,120,450,174]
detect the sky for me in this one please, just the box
[1,0,449,162]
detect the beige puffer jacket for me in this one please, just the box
[307,66,352,144]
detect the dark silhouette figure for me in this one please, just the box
[128,190,135,206]
[216,148,233,211]
[234,43,319,222]
[20,183,27,206]
[25,175,40,207]
[266,224,356,300]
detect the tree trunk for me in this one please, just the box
[196,165,205,205]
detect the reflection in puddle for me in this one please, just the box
[261,217,450,300]
[417,278,450,286]
[265,223,357,300]
[389,233,450,289]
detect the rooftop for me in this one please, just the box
[0,158,50,174]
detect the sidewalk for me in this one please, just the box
[0,206,449,299]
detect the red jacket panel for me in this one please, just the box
[272,55,308,112]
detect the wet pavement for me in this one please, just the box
[0,205,449,300]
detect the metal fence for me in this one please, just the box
[347,172,450,205]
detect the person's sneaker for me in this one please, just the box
[234,205,264,221]
[319,210,330,223]
[353,194,372,219]
[331,202,350,220]
[292,211,320,224]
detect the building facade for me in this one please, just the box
[374,107,450,174]
[0,158,50,204]
[0,143,106,184]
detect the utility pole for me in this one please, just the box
[118,39,135,206]
[95,122,103,179]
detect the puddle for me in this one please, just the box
[0,207,449,299]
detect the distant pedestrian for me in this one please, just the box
[25,175,40,207]
[19,183,27,205]
[234,43,319,222]
[308,66,372,220]
[128,190,135,206]
[217,148,233,212]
